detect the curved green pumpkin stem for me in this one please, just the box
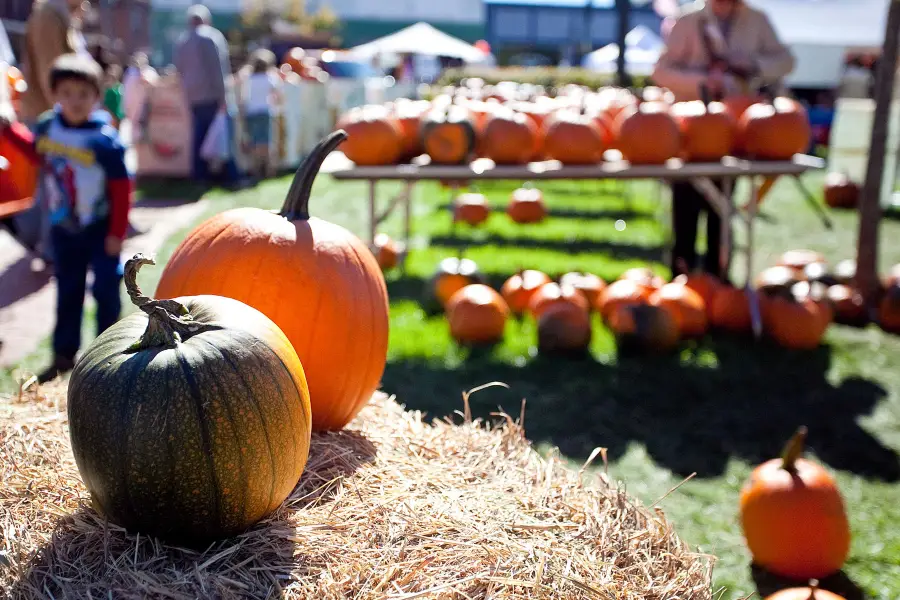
[781,425,808,473]
[280,129,348,220]
[124,254,220,351]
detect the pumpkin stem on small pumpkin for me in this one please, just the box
[281,130,349,220]
[124,254,220,351]
[781,425,808,472]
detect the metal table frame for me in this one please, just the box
[331,155,826,337]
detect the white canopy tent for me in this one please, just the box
[580,25,665,76]
[348,22,490,64]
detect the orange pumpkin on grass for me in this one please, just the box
[879,284,900,334]
[597,279,654,322]
[501,270,552,315]
[453,192,489,226]
[764,582,847,600]
[674,272,721,313]
[338,105,403,166]
[709,285,753,334]
[537,302,592,356]
[527,282,589,319]
[650,283,708,338]
[762,294,830,349]
[609,304,680,354]
[823,172,860,209]
[740,427,850,580]
[507,185,547,224]
[156,131,389,432]
[372,233,401,271]
[446,284,509,346]
[826,284,867,326]
[427,257,484,312]
[559,272,607,311]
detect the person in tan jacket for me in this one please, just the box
[20,0,89,124]
[652,0,795,281]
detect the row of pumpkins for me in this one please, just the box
[67,132,391,545]
[337,83,811,168]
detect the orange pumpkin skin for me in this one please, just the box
[879,285,900,334]
[527,282,590,320]
[373,233,400,270]
[619,267,665,289]
[762,296,829,350]
[756,265,805,298]
[537,302,592,355]
[428,257,484,311]
[391,99,429,161]
[543,109,609,165]
[650,283,708,338]
[0,130,39,205]
[764,587,847,600]
[501,270,553,315]
[739,97,811,161]
[507,186,547,224]
[826,284,867,326]
[156,132,389,432]
[674,272,721,313]
[421,105,477,165]
[282,47,306,74]
[598,279,654,322]
[614,103,681,165]
[338,105,403,166]
[740,436,850,580]
[710,285,753,334]
[480,109,538,165]
[672,99,736,162]
[560,272,607,311]
[823,172,860,209]
[446,284,509,345]
[453,193,490,226]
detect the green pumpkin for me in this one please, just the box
[67,255,312,545]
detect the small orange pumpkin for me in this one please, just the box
[372,233,400,270]
[559,272,607,311]
[823,172,860,209]
[598,279,654,322]
[609,304,680,354]
[527,282,590,320]
[671,92,736,162]
[650,283,708,338]
[338,105,403,166]
[507,185,547,224]
[446,284,509,345]
[764,582,847,600]
[428,257,484,311]
[740,427,851,580]
[543,108,609,165]
[826,284,867,326]
[674,272,721,313]
[614,101,681,165]
[479,108,538,165]
[739,97,811,161]
[391,99,430,162]
[453,193,490,226]
[537,302,592,356]
[501,270,553,315]
[709,285,753,334]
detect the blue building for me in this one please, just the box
[484,0,662,66]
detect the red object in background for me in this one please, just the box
[0,132,39,218]
[475,40,491,54]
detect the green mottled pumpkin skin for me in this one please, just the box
[67,295,312,546]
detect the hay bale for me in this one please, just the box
[0,382,712,599]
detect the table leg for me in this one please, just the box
[745,177,763,339]
[368,180,377,245]
[720,177,734,280]
[402,181,413,270]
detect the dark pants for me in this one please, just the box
[51,223,122,361]
[670,180,730,281]
[191,101,239,183]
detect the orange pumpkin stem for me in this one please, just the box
[281,130,349,221]
[124,254,220,350]
[781,425,809,472]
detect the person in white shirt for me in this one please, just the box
[241,49,282,179]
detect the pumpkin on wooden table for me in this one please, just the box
[69,255,312,545]
[427,257,484,312]
[613,99,682,165]
[391,99,430,162]
[826,284,867,326]
[453,192,490,226]
[709,285,753,334]
[479,107,538,165]
[609,304,680,354]
[671,87,736,162]
[501,269,552,315]
[507,184,547,224]
[597,279,655,322]
[337,105,403,166]
[372,232,401,271]
[823,172,860,209]
[543,108,609,165]
[738,96,811,160]
[527,282,589,319]
[791,281,834,327]
[421,105,477,165]
[764,582,847,600]
[619,267,666,289]
[879,284,900,334]
[740,427,850,580]
[559,272,607,311]
[674,272,721,313]
[446,284,509,346]
[537,302,592,356]
[156,131,389,432]
[650,282,708,338]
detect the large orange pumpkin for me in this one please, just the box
[501,269,552,315]
[614,101,681,165]
[650,283,708,338]
[609,304,680,354]
[739,97,811,161]
[598,279,654,322]
[740,427,851,580]
[671,95,736,162]
[709,285,752,334]
[537,302,592,356]
[543,109,609,165]
[453,192,490,226]
[559,272,607,311]
[479,108,538,165]
[156,131,389,431]
[338,105,403,166]
[879,285,900,334]
[527,282,589,319]
[507,185,547,224]
[762,295,830,349]
[823,172,860,209]
[427,257,484,311]
[764,582,847,600]
[0,124,39,215]
[446,284,509,345]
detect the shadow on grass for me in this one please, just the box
[428,234,664,262]
[437,203,653,222]
[381,336,899,482]
[9,430,376,598]
[752,565,867,600]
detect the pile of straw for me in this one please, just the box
[1,381,712,599]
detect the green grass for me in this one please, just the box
[4,172,900,598]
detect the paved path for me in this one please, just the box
[0,198,207,367]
